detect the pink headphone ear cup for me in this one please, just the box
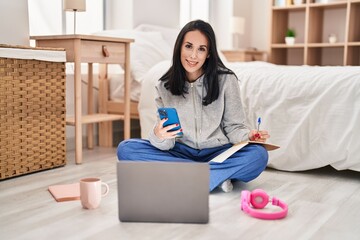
[250,189,269,209]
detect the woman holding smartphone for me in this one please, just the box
[117,19,270,192]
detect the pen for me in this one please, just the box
[255,117,261,140]
[257,117,261,132]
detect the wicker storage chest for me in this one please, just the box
[0,44,66,180]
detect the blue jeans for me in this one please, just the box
[117,139,268,192]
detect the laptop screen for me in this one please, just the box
[117,161,209,223]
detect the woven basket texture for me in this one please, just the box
[0,50,66,180]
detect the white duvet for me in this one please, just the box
[139,61,360,172]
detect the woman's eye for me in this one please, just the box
[185,44,192,49]
[199,47,206,52]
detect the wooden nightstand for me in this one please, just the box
[221,49,267,62]
[30,35,134,164]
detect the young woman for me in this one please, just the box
[117,20,270,192]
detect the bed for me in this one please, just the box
[138,60,360,172]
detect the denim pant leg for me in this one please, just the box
[117,139,268,192]
[209,144,268,191]
[117,138,195,162]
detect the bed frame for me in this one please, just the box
[98,63,139,147]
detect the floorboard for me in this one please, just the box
[0,147,359,240]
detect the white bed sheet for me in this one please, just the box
[232,62,360,172]
[65,63,142,102]
[139,60,360,172]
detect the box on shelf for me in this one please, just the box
[0,44,66,180]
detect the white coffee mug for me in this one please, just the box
[80,177,109,209]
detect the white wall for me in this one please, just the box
[209,0,234,50]
[105,0,181,30]
[105,0,133,29]
[66,0,104,34]
[251,0,271,51]
[0,0,29,46]
[208,0,270,51]
[233,0,252,49]
[28,0,103,36]
[28,0,63,36]
[233,0,270,51]
[133,0,180,28]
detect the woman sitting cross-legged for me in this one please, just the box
[117,19,269,192]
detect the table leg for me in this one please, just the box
[87,63,94,149]
[74,39,82,164]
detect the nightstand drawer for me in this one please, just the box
[80,40,126,64]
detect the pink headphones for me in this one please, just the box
[241,189,288,220]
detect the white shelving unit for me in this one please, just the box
[270,0,360,66]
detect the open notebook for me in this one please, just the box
[210,141,279,163]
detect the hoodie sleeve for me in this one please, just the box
[148,83,176,150]
[222,74,250,143]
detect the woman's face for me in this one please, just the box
[180,30,209,82]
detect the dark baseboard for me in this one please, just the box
[112,119,141,147]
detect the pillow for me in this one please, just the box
[93,29,172,83]
[135,24,180,49]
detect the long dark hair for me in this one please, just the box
[160,19,235,106]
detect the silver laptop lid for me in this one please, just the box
[117,161,209,223]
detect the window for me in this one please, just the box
[180,0,209,27]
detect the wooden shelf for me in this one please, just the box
[307,43,345,47]
[348,42,360,46]
[66,114,124,126]
[273,5,306,10]
[269,0,360,66]
[309,1,347,9]
[271,43,305,48]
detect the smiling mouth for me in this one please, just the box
[186,59,198,67]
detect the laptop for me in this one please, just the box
[117,161,210,224]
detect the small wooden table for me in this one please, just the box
[221,49,267,62]
[30,35,134,164]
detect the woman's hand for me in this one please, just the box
[248,130,270,143]
[154,118,182,140]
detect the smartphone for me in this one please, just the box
[158,107,183,137]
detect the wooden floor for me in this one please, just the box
[1,147,359,240]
